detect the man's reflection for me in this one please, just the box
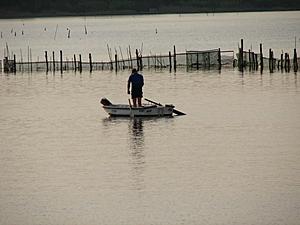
[101,117,147,191]
[129,117,145,191]
[130,118,144,148]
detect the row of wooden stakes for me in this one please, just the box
[3,46,179,73]
[237,39,298,73]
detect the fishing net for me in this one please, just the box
[9,49,234,72]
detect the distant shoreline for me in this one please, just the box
[0,8,299,19]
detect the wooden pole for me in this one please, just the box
[255,53,258,70]
[45,51,48,72]
[273,51,276,71]
[284,53,288,71]
[248,49,251,68]
[13,54,16,73]
[272,50,274,72]
[250,52,253,69]
[168,51,172,71]
[3,57,8,72]
[237,48,240,69]
[274,52,276,71]
[280,53,283,70]
[89,53,92,72]
[60,50,63,73]
[140,53,143,71]
[218,48,221,70]
[269,49,272,72]
[115,54,118,72]
[135,49,139,70]
[271,50,274,73]
[52,51,55,72]
[79,54,82,72]
[251,51,254,69]
[240,39,243,70]
[287,53,290,71]
[74,54,77,72]
[294,48,298,72]
[173,45,177,72]
[260,43,263,71]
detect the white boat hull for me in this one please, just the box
[103,104,174,117]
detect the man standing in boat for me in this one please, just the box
[127,68,144,107]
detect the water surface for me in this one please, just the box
[0,11,300,225]
[0,11,299,61]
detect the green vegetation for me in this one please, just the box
[1,0,299,18]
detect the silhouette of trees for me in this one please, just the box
[0,0,299,18]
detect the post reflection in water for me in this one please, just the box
[128,117,145,191]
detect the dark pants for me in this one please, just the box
[131,88,143,99]
[131,88,143,107]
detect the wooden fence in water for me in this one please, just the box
[2,41,299,73]
[237,39,299,73]
[2,47,234,73]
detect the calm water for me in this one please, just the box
[0,11,300,61]
[1,12,300,225]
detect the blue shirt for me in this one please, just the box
[128,72,144,90]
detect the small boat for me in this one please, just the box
[100,98,182,117]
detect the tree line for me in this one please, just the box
[1,0,299,18]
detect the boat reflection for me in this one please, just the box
[101,116,173,191]
[101,117,145,149]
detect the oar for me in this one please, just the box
[144,98,186,116]
[128,99,134,117]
